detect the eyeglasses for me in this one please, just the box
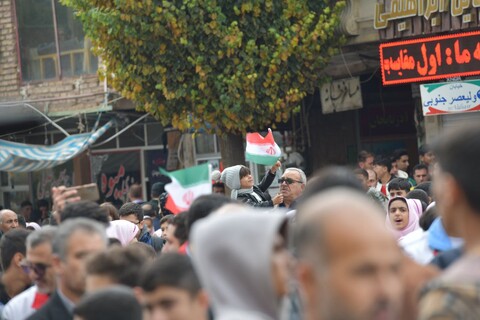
[278,178,303,185]
[20,261,51,278]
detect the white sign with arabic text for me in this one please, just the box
[321,77,363,114]
[420,80,480,116]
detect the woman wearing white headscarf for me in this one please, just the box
[106,220,139,246]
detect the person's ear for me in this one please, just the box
[13,253,25,269]
[196,289,210,310]
[51,254,63,275]
[296,261,318,308]
[441,174,462,209]
[132,286,144,304]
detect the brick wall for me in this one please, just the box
[0,0,106,114]
[0,0,19,98]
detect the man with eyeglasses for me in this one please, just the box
[278,168,307,209]
[27,218,107,320]
[3,227,57,320]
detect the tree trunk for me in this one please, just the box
[218,132,245,168]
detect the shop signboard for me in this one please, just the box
[320,77,363,114]
[33,161,74,201]
[91,151,141,206]
[380,30,480,85]
[375,0,480,40]
[420,79,480,115]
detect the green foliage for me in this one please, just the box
[62,0,345,134]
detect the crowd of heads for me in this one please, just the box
[0,124,479,319]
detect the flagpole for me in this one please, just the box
[208,164,212,194]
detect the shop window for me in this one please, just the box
[195,134,216,155]
[15,0,98,81]
[119,124,145,148]
[146,122,165,146]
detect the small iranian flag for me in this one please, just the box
[160,163,211,214]
[245,128,282,166]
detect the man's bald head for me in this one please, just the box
[0,210,19,234]
[294,188,403,320]
[295,189,392,259]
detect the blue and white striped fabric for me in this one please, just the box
[0,120,113,172]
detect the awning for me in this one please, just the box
[0,120,113,172]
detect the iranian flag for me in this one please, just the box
[160,163,211,214]
[245,128,281,166]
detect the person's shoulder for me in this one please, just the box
[26,292,66,320]
[236,192,250,199]
[3,285,36,311]
[430,247,463,270]
[5,285,36,303]
[419,280,480,320]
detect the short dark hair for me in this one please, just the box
[37,199,49,209]
[374,156,392,172]
[419,205,437,231]
[433,125,480,213]
[415,181,432,197]
[118,203,143,222]
[74,286,142,320]
[61,201,110,226]
[151,178,171,198]
[413,163,428,173]
[239,166,251,180]
[353,168,368,179]
[141,202,156,218]
[357,150,373,163]
[20,200,32,208]
[392,149,408,161]
[388,178,411,192]
[17,214,27,229]
[160,215,173,225]
[128,184,143,199]
[100,203,119,221]
[140,253,201,295]
[406,189,430,207]
[128,242,156,260]
[86,246,148,287]
[0,229,30,270]
[171,212,188,245]
[186,194,234,235]
[419,144,431,156]
[212,182,225,190]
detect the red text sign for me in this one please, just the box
[380,30,480,85]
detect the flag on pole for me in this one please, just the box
[160,163,211,214]
[245,128,281,166]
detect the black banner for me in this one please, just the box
[380,30,480,85]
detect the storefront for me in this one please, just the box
[0,113,223,210]
[375,0,480,142]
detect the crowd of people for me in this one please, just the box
[0,123,478,319]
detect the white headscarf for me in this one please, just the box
[106,220,139,246]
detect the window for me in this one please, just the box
[15,0,98,81]
[194,134,216,155]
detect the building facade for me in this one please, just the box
[305,0,480,172]
[0,0,222,211]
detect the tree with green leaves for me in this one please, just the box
[62,0,345,166]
